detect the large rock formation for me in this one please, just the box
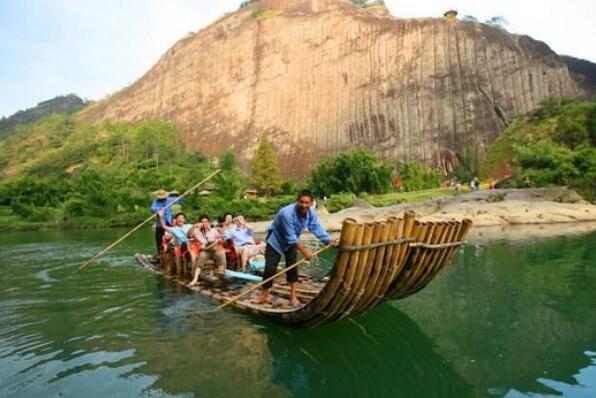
[82,0,582,176]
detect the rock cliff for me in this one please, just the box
[82,0,581,176]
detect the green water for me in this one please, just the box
[0,228,595,398]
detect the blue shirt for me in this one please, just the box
[150,197,181,226]
[224,226,254,246]
[267,204,331,255]
[170,224,192,245]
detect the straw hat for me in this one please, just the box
[154,189,169,199]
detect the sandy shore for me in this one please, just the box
[251,188,596,239]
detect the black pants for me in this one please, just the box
[263,243,298,289]
[155,227,166,254]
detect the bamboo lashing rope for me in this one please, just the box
[340,237,415,251]
[75,169,221,273]
[409,241,466,249]
[214,243,335,311]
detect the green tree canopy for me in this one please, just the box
[308,148,393,196]
[250,136,283,195]
[397,162,442,192]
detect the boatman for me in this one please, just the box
[150,189,179,255]
[254,190,336,307]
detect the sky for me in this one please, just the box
[0,0,595,118]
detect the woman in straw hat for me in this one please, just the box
[150,189,179,255]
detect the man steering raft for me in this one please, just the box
[253,190,336,307]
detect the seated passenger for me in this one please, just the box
[224,215,265,272]
[187,215,227,286]
[158,209,192,252]
[217,213,234,236]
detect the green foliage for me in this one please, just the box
[281,179,302,196]
[486,192,506,203]
[0,94,86,135]
[350,0,385,6]
[250,136,283,195]
[214,170,245,201]
[0,116,312,229]
[397,162,442,192]
[239,0,259,9]
[325,193,357,213]
[450,147,480,183]
[308,148,393,196]
[484,16,508,28]
[251,8,280,20]
[214,149,245,200]
[483,99,596,202]
[187,195,294,221]
[219,149,236,171]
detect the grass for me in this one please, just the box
[363,187,462,207]
[251,8,281,20]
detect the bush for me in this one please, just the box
[325,193,356,213]
[397,162,442,192]
[308,148,393,196]
[486,193,506,203]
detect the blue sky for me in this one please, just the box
[1,0,595,118]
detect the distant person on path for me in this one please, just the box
[253,190,336,307]
[150,189,180,255]
[473,176,480,191]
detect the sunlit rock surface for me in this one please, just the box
[82,0,581,176]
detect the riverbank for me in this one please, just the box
[251,188,596,237]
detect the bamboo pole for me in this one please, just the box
[338,221,375,319]
[214,243,335,312]
[75,169,221,273]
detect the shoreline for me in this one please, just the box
[251,188,596,239]
[3,188,596,240]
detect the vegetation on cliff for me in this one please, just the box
[0,112,448,230]
[482,98,596,201]
[0,94,86,135]
[0,115,301,229]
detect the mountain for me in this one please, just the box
[0,94,86,135]
[561,56,596,97]
[81,0,584,176]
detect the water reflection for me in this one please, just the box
[259,305,474,397]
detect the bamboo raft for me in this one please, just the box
[135,212,472,327]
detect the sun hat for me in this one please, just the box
[154,189,169,199]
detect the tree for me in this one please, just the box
[250,136,283,195]
[308,148,393,196]
[215,149,245,200]
[485,16,508,28]
[219,148,236,171]
[462,15,478,23]
[449,147,480,183]
[398,162,442,192]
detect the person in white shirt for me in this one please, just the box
[224,215,265,271]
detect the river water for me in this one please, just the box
[0,228,595,397]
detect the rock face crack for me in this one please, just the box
[477,85,509,128]
[81,1,581,176]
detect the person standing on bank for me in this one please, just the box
[253,190,336,307]
[150,189,180,255]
